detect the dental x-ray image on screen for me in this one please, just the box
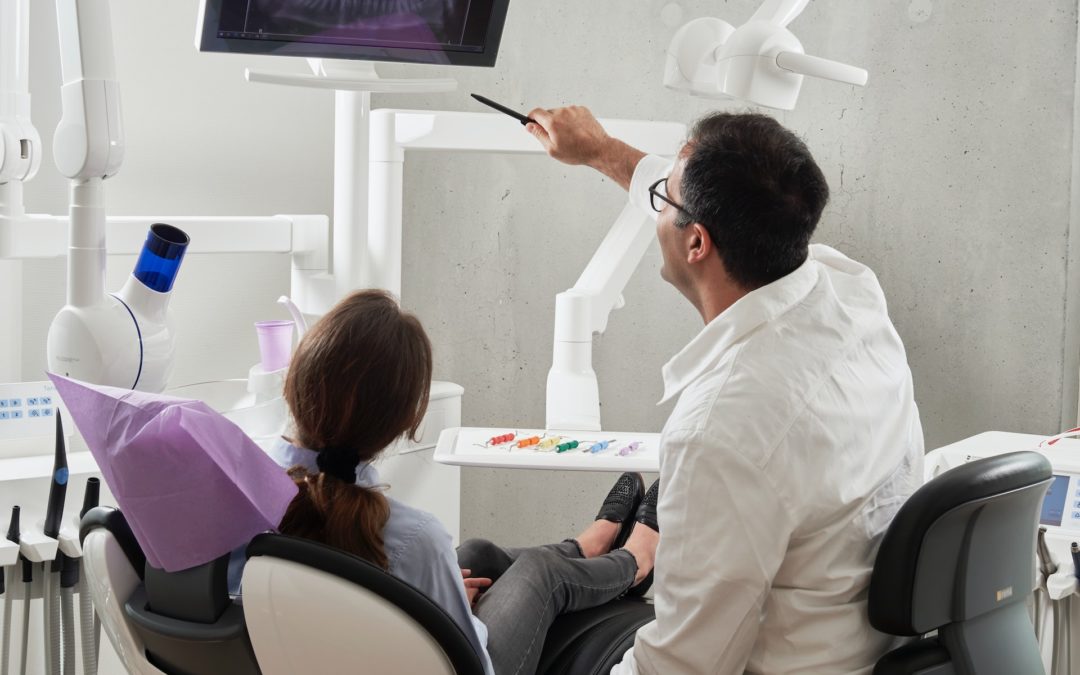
[199,0,509,67]
[248,0,467,49]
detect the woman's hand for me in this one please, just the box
[461,568,493,608]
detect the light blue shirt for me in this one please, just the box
[264,438,495,675]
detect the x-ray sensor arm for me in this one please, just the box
[47,0,191,393]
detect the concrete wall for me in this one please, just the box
[16,1,1080,546]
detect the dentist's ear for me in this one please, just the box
[686,222,713,264]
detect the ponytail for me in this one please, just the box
[279,467,392,570]
[278,289,433,571]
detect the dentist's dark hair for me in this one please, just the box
[279,289,433,570]
[677,112,829,289]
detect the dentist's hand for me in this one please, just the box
[526,106,646,191]
[526,106,612,167]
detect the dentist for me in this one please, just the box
[526,107,925,674]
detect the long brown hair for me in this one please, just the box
[278,290,433,569]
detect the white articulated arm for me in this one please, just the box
[775,51,868,86]
[666,0,868,108]
[750,0,810,27]
[0,0,42,185]
[54,0,123,181]
[546,203,656,431]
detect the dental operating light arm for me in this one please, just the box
[749,0,810,27]
[665,0,868,109]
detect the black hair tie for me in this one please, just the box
[316,446,360,484]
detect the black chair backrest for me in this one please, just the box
[80,506,261,675]
[245,533,486,675]
[868,451,1052,675]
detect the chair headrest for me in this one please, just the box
[246,533,485,675]
[869,451,1052,636]
[81,506,235,623]
[80,506,146,581]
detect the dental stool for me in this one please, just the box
[243,533,653,675]
[868,451,1052,675]
[80,507,261,675]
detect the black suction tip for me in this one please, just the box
[81,477,101,519]
[5,505,19,543]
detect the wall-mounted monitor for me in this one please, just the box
[197,0,512,67]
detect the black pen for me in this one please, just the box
[1072,542,1080,581]
[470,94,537,126]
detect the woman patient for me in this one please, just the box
[270,289,660,675]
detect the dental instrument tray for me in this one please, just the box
[434,427,660,472]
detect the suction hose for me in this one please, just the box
[1,506,19,675]
[0,567,9,675]
[60,587,74,675]
[18,559,29,675]
[79,478,100,675]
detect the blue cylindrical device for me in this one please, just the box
[133,223,189,293]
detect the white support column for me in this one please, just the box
[332,90,372,300]
[0,184,23,382]
[368,109,404,299]
[0,0,30,116]
[0,0,32,384]
[0,259,22,382]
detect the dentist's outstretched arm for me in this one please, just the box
[526,106,646,191]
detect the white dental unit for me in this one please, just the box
[0,0,883,673]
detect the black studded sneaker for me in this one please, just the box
[627,479,659,597]
[595,472,646,551]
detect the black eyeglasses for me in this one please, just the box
[648,177,695,222]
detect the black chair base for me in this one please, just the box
[874,638,953,675]
[538,598,655,675]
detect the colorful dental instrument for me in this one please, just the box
[585,439,617,454]
[537,436,563,450]
[488,433,516,446]
[556,440,581,453]
[617,442,642,456]
[516,436,542,448]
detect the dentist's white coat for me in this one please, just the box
[611,156,924,675]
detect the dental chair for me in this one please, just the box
[868,450,1053,675]
[79,507,261,675]
[242,532,654,675]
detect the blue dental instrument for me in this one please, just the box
[584,440,617,454]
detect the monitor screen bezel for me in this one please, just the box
[196,0,512,68]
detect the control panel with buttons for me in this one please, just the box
[0,381,65,442]
[1040,472,1080,532]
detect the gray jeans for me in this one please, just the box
[457,538,637,675]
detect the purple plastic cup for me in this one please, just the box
[254,320,294,372]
